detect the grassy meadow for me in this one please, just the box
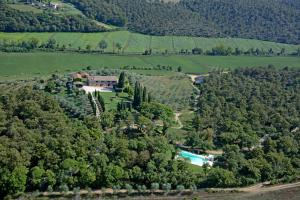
[1,31,299,54]
[139,75,196,110]
[0,52,300,80]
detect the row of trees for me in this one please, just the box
[133,81,151,109]
[2,38,300,57]
[0,38,123,53]
[191,46,300,56]
[87,91,106,116]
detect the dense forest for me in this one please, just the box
[0,68,300,198]
[0,73,200,198]
[65,0,300,44]
[186,67,300,186]
[0,1,105,32]
[1,0,299,44]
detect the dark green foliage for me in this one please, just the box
[140,102,174,123]
[189,67,300,187]
[142,87,147,102]
[118,72,126,89]
[133,82,151,110]
[181,0,300,44]
[133,81,143,109]
[64,0,300,44]
[96,92,105,112]
[2,0,300,43]
[0,85,196,197]
[65,0,126,26]
[0,1,104,32]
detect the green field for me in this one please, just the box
[1,52,300,80]
[139,75,195,110]
[1,31,299,54]
[8,4,43,13]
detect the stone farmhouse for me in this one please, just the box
[87,76,118,88]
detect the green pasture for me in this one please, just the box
[139,75,195,110]
[0,31,299,54]
[0,52,299,80]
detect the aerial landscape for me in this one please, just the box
[0,0,300,199]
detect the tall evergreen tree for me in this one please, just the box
[133,81,142,109]
[118,72,126,89]
[142,86,148,102]
[98,94,105,112]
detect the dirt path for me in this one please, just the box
[173,112,183,129]
[211,181,300,194]
[40,181,300,199]
[91,93,100,118]
[187,74,201,112]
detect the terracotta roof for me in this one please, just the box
[72,73,82,79]
[88,76,118,81]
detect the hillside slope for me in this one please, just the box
[1,31,299,54]
[1,0,299,44]
[0,0,105,32]
[65,0,300,44]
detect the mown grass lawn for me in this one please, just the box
[100,92,130,111]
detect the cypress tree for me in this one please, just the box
[133,81,142,109]
[139,83,143,105]
[142,86,148,102]
[98,94,105,112]
[88,92,96,114]
[118,72,126,88]
[117,102,122,111]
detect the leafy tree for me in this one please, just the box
[151,183,159,193]
[207,167,236,187]
[98,40,108,53]
[162,183,172,195]
[101,111,114,129]
[86,44,92,52]
[115,42,122,53]
[177,66,182,72]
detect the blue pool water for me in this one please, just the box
[177,150,213,166]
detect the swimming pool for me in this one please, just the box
[177,150,214,166]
